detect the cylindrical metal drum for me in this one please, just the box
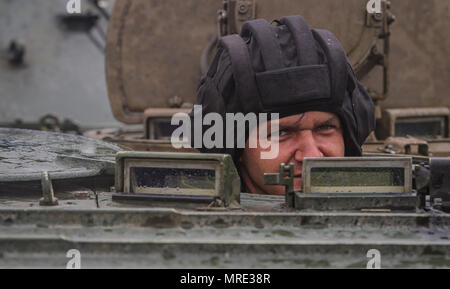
[106,0,382,124]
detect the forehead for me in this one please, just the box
[277,111,339,126]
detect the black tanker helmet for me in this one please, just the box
[191,15,375,164]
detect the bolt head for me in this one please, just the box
[238,4,248,14]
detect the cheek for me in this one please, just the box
[245,143,293,171]
[316,134,345,156]
[242,147,293,190]
[278,141,301,159]
[241,148,265,179]
[266,142,298,172]
[294,177,302,191]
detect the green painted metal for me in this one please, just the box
[0,131,449,268]
[0,128,123,182]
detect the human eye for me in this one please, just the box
[278,129,290,136]
[314,124,338,134]
[317,124,335,131]
[268,128,290,140]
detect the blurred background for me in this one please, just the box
[0,0,448,138]
[0,0,118,130]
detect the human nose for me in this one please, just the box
[293,131,324,162]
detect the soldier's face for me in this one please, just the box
[240,111,345,195]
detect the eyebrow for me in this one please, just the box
[316,116,341,129]
[278,114,305,130]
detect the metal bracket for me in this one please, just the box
[39,172,59,206]
[58,12,99,32]
[365,7,384,29]
[405,143,429,157]
[218,0,256,37]
[430,158,450,212]
[358,0,395,103]
[377,137,430,156]
[264,163,295,207]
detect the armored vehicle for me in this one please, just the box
[0,0,449,269]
